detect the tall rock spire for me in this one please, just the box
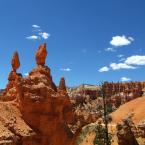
[59,77,67,92]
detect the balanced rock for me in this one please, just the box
[35,43,47,66]
[11,51,20,72]
[1,52,22,101]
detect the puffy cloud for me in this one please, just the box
[39,32,50,39]
[99,55,145,71]
[32,24,40,28]
[98,66,109,72]
[26,25,50,40]
[26,35,39,40]
[110,35,134,47]
[121,77,131,82]
[125,55,145,65]
[60,68,71,72]
[110,63,136,70]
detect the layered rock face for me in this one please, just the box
[102,82,143,99]
[101,82,144,109]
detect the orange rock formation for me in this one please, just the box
[0,44,89,145]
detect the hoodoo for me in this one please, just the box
[59,77,67,92]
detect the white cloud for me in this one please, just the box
[121,77,131,82]
[125,55,145,65]
[32,24,40,28]
[110,63,136,70]
[98,66,109,72]
[26,35,39,40]
[26,25,50,40]
[105,47,116,52]
[24,72,29,76]
[110,35,134,47]
[100,55,145,71]
[39,32,50,39]
[60,68,71,72]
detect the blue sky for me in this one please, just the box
[0,0,145,88]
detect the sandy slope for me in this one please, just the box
[111,96,145,124]
[79,96,145,145]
